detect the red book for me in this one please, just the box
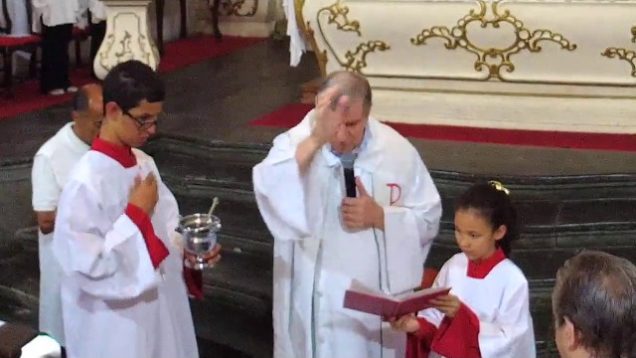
[343,280,451,318]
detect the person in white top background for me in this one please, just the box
[391,181,536,358]
[31,0,81,95]
[253,71,442,358]
[31,83,103,354]
[552,251,636,358]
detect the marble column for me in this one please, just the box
[93,0,161,79]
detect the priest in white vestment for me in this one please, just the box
[253,71,442,358]
[31,84,103,348]
[52,61,211,358]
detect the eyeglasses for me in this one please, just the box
[123,109,159,130]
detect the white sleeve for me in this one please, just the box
[383,150,442,293]
[150,158,183,251]
[253,133,311,241]
[32,154,60,212]
[53,181,159,301]
[477,277,536,357]
[89,0,106,21]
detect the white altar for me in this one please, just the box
[291,0,636,134]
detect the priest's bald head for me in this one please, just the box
[316,71,372,154]
[552,250,636,358]
[71,84,103,145]
[101,60,165,148]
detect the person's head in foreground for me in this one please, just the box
[316,70,372,154]
[454,181,518,260]
[101,60,165,148]
[552,250,636,358]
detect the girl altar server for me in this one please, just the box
[391,181,536,358]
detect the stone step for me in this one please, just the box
[147,135,636,201]
[165,172,636,282]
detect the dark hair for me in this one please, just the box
[553,251,636,358]
[72,87,90,112]
[318,71,372,112]
[455,182,518,256]
[102,60,165,112]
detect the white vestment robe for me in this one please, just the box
[52,145,198,358]
[31,0,80,32]
[419,253,536,358]
[31,122,90,346]
[253,110,443,358]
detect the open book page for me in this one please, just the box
[343,280,450,317]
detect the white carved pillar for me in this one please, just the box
[217,0,283,37]
[94,0,161,80]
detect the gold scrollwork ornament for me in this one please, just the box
[316,1,390,73]
[410,0,577,80]
[602,48,636,77]
[601,27,636,78]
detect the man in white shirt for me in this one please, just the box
[52,60,218,358]
[253,71,442,358]
[31,83,103,350]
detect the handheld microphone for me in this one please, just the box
[341,153,357,198]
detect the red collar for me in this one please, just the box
[91,137,137,168]
[466,248,506,279]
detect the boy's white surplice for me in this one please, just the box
[32,122,90,346]
[253,110,443,358]
[421,253,536,358]
[52,149,198,358]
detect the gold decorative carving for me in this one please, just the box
[410,0,577,80]
[344,41,391,73]
[602,27,636,77]
[219,0,258,17]
[316,1,390,73]
[114,31,135,62]
[98,13,152,73]
[602,49,636,77]
[320,1,361,36]
[98,34,117,71]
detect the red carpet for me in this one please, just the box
[251,103,636,152]
[0,35,263,120]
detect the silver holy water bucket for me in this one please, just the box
[176,213,221,270]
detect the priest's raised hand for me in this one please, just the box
[296,85,350,173]
[341,177,385,231]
